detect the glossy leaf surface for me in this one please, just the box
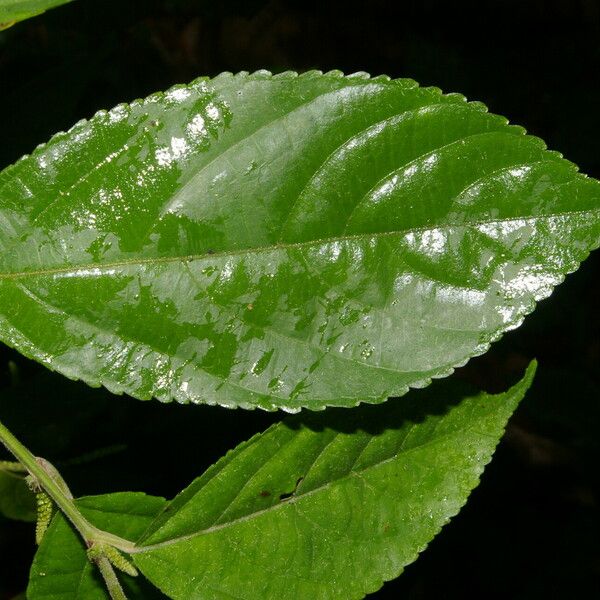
[28,493,167,600]
[0,0,73,27]
[0,71,597,410]
[132,363,535,599]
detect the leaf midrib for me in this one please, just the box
[2,208,597,282]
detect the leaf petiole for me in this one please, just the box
[0,416,137,596]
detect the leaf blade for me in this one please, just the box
[132,363,536,599]
[0,71,597,409]
[0,0,74,27]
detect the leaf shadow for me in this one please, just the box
[284,377,474,436]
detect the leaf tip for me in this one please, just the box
[509,359,537,404]
[524,358,538,384]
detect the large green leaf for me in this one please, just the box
[28,492,167,600]
[132,363,536,599]
[0,71,597,410]
[0,0,74,28]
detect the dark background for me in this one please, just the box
[1,0,599,597]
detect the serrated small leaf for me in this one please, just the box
[0,0,73,27]
[27,492,167,600]
[0,71,597,410]
[131,363,536,600]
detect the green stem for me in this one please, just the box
[96,557,128,600]
[0,417,135,553]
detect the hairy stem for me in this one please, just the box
[96,557,129,600]
[0,417,136,554]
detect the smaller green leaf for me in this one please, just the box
[0,468,36,522]
[133,363,536,600]
[0,0,73,28]
[27,492,167,600]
